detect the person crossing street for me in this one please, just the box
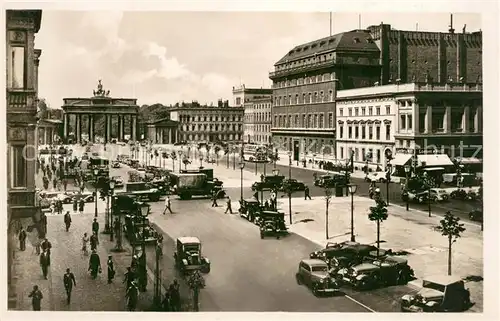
[224,196,233,214]
[211,190,218,207]
[92,218,100,242]
[304,185,312,200]
[64,211,72,232]
[162,195,173,214]
[39,249,50,279]
[107,255,115,284]
[63,268,76,304]
[88,250,102,279]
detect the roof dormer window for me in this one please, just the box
[353,38,361,43]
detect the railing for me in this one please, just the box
[7,89,37,109]
[269,60,337,78]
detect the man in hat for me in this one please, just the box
[64,211,72,232]
[63,268,76,304]
[78,198,85,214]
[90,232,99,251]
[39,249,50,279]
[28,285,43,311]
[40,238,52,265]
[107,255,115,284]
[72,199,78,214]
[88,250,101,279]
[169,279,181,311]
[224,196,233,214]
[124,267,135,291]
[92,218,99,242]
[18,226,27,251]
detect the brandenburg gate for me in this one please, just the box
[61,80,139,143]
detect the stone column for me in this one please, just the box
[462,106,470,133]
[26,124,37,190]
[425,106,433,133]
[168,128,172,144]
[132,116,137,142]
[160,128,164,144]
[89,115,94,142]
[474,106,482,133]
[412,103,419,134]
[64,113,69,139]
[119,116,124,141]
[43,127,47,145]
[443,106,452,133]
[76,114,81,143]
[129,116,133,140]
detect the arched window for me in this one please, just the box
[308,93,312,103]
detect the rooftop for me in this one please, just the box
[275,29,379,65]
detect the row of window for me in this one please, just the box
[254,103,271,110]
[244,112,271,123]
[182,133,241,141]
[181,124,242,132]
[340,147,383,163]
[339,105,391,117]
[179,114,242,123]
[274,90,334,106]
[244,124,270,133]
[274,113,335,129]
[273,73,335,88]
[399,114,414,130]
[339,124,392,141]
[246,134,272,144]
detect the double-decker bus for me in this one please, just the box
[243,143,267,161]
[89,156,110,177]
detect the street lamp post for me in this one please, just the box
[139,202,150,291]
[261,160,267,204]
[199,154,204,169]
[93,168,99,218]
[154,239,162,308]
[178,151,182,172]
[109,180,115,241]
[233,147,236,170]
[386,164,392,205]
[347,184,358,242]
[239,160,245,201]
[404,165,410,211]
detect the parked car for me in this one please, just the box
[468,208,483,222]
[314,172,348,188]
[309,242,377,269]
[279,178,306,192]
[112,161,121,168]
[238,198,262,222]
[295,259,340,297]
[57,192,76,204]
[251,174,285,191]
[403,190,429,203]
[174,237,210,274]
[365,172,387,183]
[429,188,449,202]
[400,275,472,312]
[258,211,288,239]
[337,254,414,290]
[111,176,124,188]
[73,192,95,203]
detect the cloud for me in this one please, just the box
[144,42,192,81]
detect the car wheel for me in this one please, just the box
[468,213,474,220]
[260,232,264,239]
[312,286,321,297]
[295,273,302,285]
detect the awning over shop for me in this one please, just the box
[454,157,482,165]
[417,154,454,167]
[391,153,412,166]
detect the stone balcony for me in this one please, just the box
[8,189,37,219]
[6,89,37,110]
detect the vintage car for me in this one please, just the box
[123,215,158,245]
[111,161,121,168]
[400,275,472,312]
[429,188,449,202]
[468,208,483,222]
[258,211,288,239]
[295,259,340,297]
[112,176,125,188]
[72,192,95,203]
[251,174,285,191]
[309,242,377,268]
[337,254,414,290]
[57,192,77,204]
[313,172,347,188]
[238,198,262,222]
[279,178,306,192]
[174,237,210,274]
[365,171,388,183]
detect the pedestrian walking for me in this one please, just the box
[81,232,89,256]
[304,186,312,200]
[78,199,85,214]
[224,197,233,214]
[124,267,135,291]
[107,255,115,284]
[64,211,72,232]
[18,227,27,251]
[88,250,101,279]
[28,285,43,311]
[126,280,139,311]
[63,268,76,304]
[52,178,57,190]
[169,280,181,311]
[63,179,68,191]
[162,290,171,311]
[163,195,173,214]
[90,232,98,251]
[72,199,78,213]
[92,218,99,241]
[40,238,52,265]
[39,250,50,279]
[211,191,218,207]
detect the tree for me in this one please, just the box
[435,211,466,275]
[324,188,333,240]
[37,98,48,120]
[187,270,205,312]
[214,146,221,165]
[182,157,190,170]
[368,198,389,257]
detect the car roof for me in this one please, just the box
[423,275,463,285]
[177,236,200,244]
[301,259,328,266]
[352,262,379,271]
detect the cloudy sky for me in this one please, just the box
[34,10,481,108]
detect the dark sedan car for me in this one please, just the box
[279,178,306,192]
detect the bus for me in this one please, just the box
[243,144,267,161]
[89,156,110,177]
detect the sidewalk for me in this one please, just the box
[11,200,156,311]
[274,196,483,312]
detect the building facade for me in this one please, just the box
[145,117,179,144]
[37,118,63,145]
[335,82,482,170]
[232,85,272,144]
[6,9,42,308]
[169,100,244,144]
[269,22,482,162]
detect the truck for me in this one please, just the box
[115,182,162,202]
[171,171,224,200]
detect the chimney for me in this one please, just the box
[218,99,223,107]
[448,14,455,34]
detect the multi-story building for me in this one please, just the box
[169,100,244,144]
[269,21,482,162]
[336,82,482,171]
[232,85,272,144]
[6,9,42,308]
